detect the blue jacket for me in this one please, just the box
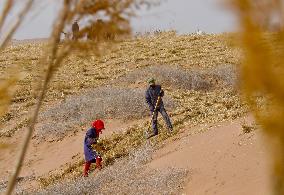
[84,127,99,162]
[145,85,164,111]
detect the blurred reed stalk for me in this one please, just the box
[231,0,284,194]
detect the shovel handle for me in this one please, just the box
[153,96,161,112]
[149,96,161,125]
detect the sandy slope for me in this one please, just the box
[1,115,272,194]
[148,116,272,195]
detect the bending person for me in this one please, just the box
[83,120,104,177]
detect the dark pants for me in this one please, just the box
[151,106,173,135]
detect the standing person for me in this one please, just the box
[72,20,79,40]
[83,119,105,177]
[145,78,173,138]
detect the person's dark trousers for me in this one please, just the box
[151,106,173,135]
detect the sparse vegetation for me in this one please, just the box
[1,30,247,193]
[113,64,237,90]
[35,87,175,142]
[0,33,240,138]
[1,1,159,194]
[30,145,188,195]
[33,87,246,190]
[241,123,257,134]
[0,0,283,193]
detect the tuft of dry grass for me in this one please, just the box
[241,123,257,134]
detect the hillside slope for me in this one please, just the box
[149,115,271,195]
[18,115,271,194]
[0,32,257,194]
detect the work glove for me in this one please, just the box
[159,90,164,97]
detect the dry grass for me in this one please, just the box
[0,32,246,193]
[1,1,154,193]
[34,125,168,189]
[33,63,238,142]
[241,123,256,134]
[25,144,188,195]
[114,64,237,90]
[33,88,247,190]
[34,87,175,142]
[0,32,240,138]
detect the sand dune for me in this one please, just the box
[149,116,271,195]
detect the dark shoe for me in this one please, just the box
[147,133,158,139]
[168,127,173,134]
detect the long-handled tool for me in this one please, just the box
[145,95,162,139]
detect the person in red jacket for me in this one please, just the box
[83,119,105,177]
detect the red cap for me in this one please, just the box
[92,120,105,132]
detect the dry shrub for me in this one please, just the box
[114,64,237,90]
[114,65,195,90]
[31,144,188,195]
[241,123,256,134]
[231,0,284,193]
[34,87,175,142]
[210,64,238,87]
